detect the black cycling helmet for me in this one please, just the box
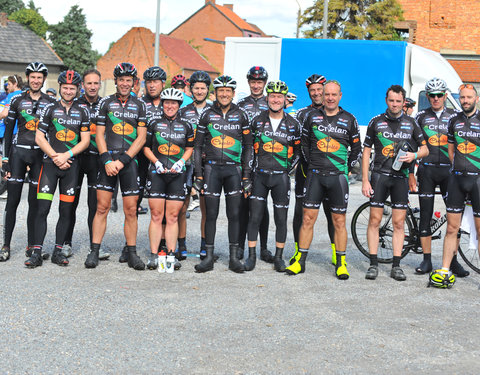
[113,62,137,79]
[404,97,416,108]
[26,62,48,77]
[46,88,57,96]
[189,71,211,87]
[213,75,236,90]
[143,66,166,82]
[58,70,82,87]
[247,66,268,81]
[305,74,326,88]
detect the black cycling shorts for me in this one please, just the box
[303,172,349,213]
[37,160,80,203]
[97,158,140,197]
[251,172,290,208]
[77,152,99,190]
[145,166,187,201]
[8,146,43,185]
[446,173,480,217]
[370,172,408,209]
[418,164,449,200]
[203,164,242,198]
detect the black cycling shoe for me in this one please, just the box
[175,244,187,261]
[415,259,433,274]
[25,253,43,268]
[451,255,470,278]
[127,247,145,270]
[260,248,274,263]
[195,245,215,273]
[228,244,244,273]
[119,245,129,263]
[85,248,99,269]
[51,249,69,266]
[237,246,244,260]
[244,247,256,271]
[0,245,10,261]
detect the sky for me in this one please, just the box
[33,0,313,54]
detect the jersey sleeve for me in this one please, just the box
[289,117,301,172]
[347,114,362,172]
[37,103,54,135]
[412,119,426,148]
[193,111,208,177]
[447,115,456,144]
[80,107,91,132]
[185,121,194,148]
[300,112,312,163]
[137,99,147,127]
[241,111,253,179]
[3,94,21,158]
[363,118,376,148]
[95,97,108,127]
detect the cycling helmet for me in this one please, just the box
[46,88,57,96]
[58,70,82,87]
[171,74,187,87]
[113,62,137,79]
[404,98,416,108]
[266,80,289,95]
[213,75,236,90]
[286,92,297,102]
[425,77,448,94]
[429,270,455,289]
[143,66,166,82]
[246,66,268,81]
[25,62,48,77]
[189,71,211,87]
[305,74,326,88]
[160,88,184,104]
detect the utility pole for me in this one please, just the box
[295,0,301,38]
[323,0,328,39]
[154,0,161,65]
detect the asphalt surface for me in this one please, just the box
[0,180,479,374]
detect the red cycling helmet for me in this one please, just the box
[171,74,187,87]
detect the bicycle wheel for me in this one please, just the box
[351,201,413,263]
[457,229,480,274]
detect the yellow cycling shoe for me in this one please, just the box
[335,256,349,280]
[331,243,336,266]
[285,251,307,275]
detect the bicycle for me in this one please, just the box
[351,195,480,274]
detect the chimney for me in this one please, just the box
[0,13,7,28]
[224,4,233,10]
[206,0,215,5]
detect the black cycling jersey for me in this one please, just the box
[77,96,101,153]
[37,101,90,156]
[416,107,455,166]
[179,102,212,134]
[364,111,425,177]
[302,107,361,175]
[447,109,480,175]
[194,102,253,179]
[237,95,268,123]
[145,114,194,170]
[95,94,147,152]
[4,91,55,157]
[142,94,163,119]
[251,110,300,173]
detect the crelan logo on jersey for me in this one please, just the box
[428,135,448,146]
[211,135,235,148]
[56,130,76,142]
[158,143,181,155]
[112,123,134,135]
[457,141,477,154]
[317,137,340,153]
[382,144,395,157]
[263,141,284,153]
[25,119,38,131]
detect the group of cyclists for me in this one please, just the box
[0,59,478,289]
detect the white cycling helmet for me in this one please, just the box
[286,92,297,102]
[213,75,237,90]
[425,78,448,94]
[160,88,184,104]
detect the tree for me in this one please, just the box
[27,0,40,12]
[0,0,24,15]
[9,8,48,38]
[300,0,404,40]
[48,5,97,73]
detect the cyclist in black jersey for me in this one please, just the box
[178,71,212,260]
[25,71,90,268]
[245,81,300,272]
[62,69,104,259]
[193,75,253,273]
[237,66,271,263]
[85,63,147,270]
[291,74,337,266]
[362,85,429,281]
[287,80,361,278]
[430,84,480,288]
[0,62,55,262]
[409,78,468,277]
[143,88,194,271]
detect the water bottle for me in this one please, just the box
[166,253,175,274]
[431,211,441,226]
[158,251,167,273]
[392,142,409,171]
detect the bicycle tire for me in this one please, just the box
[351,201,413,263]
[457,229,480,274]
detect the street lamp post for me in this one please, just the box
[323,0,329,39]
[154,0,161,66]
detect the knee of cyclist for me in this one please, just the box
[166,214,179,226]
[123,204,137,218]
[302,214,316,228]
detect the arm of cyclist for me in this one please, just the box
[347,117,362,173]
[408,173,417,192]
[448,143,454,163]
[399,144,428,163]
[361,146,373,198]
[96,124,118,176]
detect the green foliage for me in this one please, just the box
[301,0,404,41]
[49,5,97,73]
[9,8,48,38]
[27,0,39,12]
[0,0,24,15]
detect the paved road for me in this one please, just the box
[0,181,479,374]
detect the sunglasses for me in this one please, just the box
[427,93,445,98]
[459,84,475,90]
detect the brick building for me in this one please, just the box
[96,27,217,96]
[169,1,267,72]
[397,0,480,86]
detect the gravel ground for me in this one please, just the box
[0,180,479,374]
